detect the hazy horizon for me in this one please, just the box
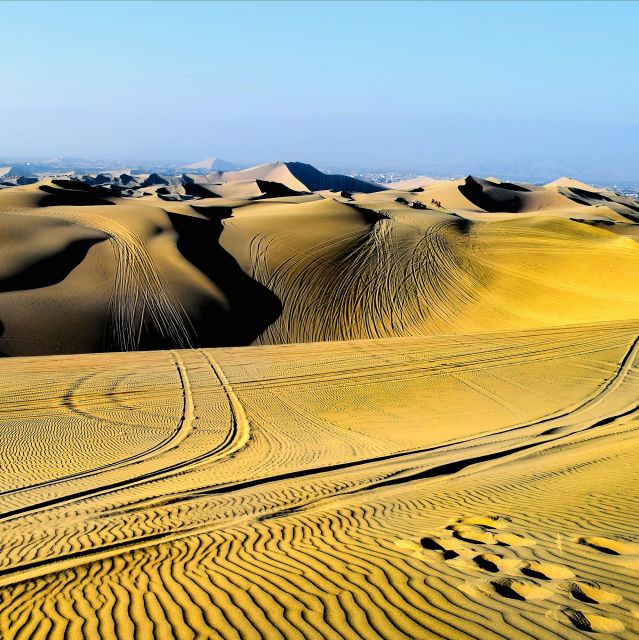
[2,1,638,181]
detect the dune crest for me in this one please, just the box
[1,170,639,356]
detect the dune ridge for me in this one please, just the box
[1,169,639,356]
[1,163,639,638]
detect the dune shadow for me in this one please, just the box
[0,320,6,357]
[0,238,105,293]
[450,214,473,234]
[39,183,115,207]
[255,180,307,199]
[286,162,385,193]
[183,182,222,198]
[459,176,528,213]
[566,187,611,203]
[344,202,389,223]
[563,186,639,216]
[166,210,282,346]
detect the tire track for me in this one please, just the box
[0,349,249,522]
[0,351,194,498]
[0,330,636,584]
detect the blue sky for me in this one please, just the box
[2,1,638,178]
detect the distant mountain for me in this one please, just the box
[178,156,240,172]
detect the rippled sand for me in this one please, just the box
[1,321,638,638]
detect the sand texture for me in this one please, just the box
[1,171,639,356]
[1,167,638,638]
[0,322,638,638]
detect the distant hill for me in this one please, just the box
[178,156,240,172]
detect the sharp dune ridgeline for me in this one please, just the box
[1,162,639,639]
[2,165,639,356]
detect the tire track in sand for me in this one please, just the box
[0,349,250,522]
[19,207,193,351]
[1,330,636,585]
[0,351,194,498]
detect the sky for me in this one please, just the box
[2,1,638,179]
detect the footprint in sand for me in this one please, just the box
[472,553,523,574]
[494,532,536,547]
[562,607,625,634]
[395,536,472,562]
[395,538,437,559]
[481,577,553,601]
[401,516,580,597]
[447,516,535,549]
[561,581,623,605]
[579,535,639,556]
[449,525,496,545]
[394,539,423,552]
[418,535,472,559]
[520,560,574,580]
[429,517,629,633]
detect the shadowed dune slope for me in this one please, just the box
[285,161,387,193]
[0,184,281,355]
[0,320,638,638]
[458,176,580,213]
[1,176,639,355]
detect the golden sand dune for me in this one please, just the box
[2,174,639,356]
[544,176,601,191]
[0,319,638,638]
[2,168,638,637]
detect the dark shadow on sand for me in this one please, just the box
[458,176,529,213]
[39,183,116,207]
[165,209,282,347]
[0,238,106,293]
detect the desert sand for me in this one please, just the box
[0,165,638,638]
[1,169,639,356]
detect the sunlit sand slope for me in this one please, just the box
[230,203,639,342]
[2,178,639,355]
[1,319,638,638]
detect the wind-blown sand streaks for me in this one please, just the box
[1,320,639,638]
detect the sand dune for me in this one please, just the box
[1,171,639,356]
[2,164,639,638]
[179,156,239,172]
[201,161,385,194]
[0,320,638,638]
[545,176,600,191]
[457,176,582,213]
